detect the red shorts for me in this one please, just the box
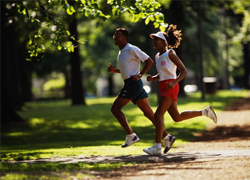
[159,79,179,101]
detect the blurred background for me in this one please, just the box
[2,0,250,123]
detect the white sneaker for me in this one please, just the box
[163,135,176,153]
[121,133,140,148]
[205,106,217,123]
[143,145,162,155]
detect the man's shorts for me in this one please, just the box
[159,79,179,101]
[118,78,148,104]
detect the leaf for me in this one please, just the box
[66,31,71,36]
[57,45,62,50]
[153,22,159,28]
[145,17,150,25]
[66,6,76,15]
[159,25,166,32]
[68,45,74,52]
[84,10,89,17]
[107,0,114,4]
[65,41,74,52]
[80,0,86,4]
[28,39,33,45]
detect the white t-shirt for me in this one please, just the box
[155,49,177,81]
[117,43,149,80]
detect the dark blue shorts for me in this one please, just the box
[118,78,148,104]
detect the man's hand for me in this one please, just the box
[130,74,141,81]
[108,63,115,73]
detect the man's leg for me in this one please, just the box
[111,97,132,134]
[111,97,140,148]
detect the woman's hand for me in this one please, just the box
[147,74,153,82]
[166,81,175,89]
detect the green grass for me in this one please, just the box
[0,162,131,180]
[1,90,249,179]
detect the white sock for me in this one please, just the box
[164,134,171,139]
[127,133,135,137]
[202,109,206,116]
[154,143,161,149]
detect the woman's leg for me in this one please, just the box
[136,98,168,139]
[168,101,202,122]
[154,96,173,143]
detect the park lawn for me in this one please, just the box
[1,90,249,179]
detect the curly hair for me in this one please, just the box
[163,24,182,49]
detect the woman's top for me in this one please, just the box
[155,49,177,81]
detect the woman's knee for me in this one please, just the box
[172,118,180,122]
[172,115,182,122]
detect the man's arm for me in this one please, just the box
[131,57,154,81]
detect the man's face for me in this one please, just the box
[113,31,127,46]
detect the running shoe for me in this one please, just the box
[163,135,176,153]
[205,106,217,123]
[143,146,162,155]
[121,133,140,148]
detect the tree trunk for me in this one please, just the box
[1,1,24,124]
[243,42,250,89]
[166,0,187,97]
[63,69,71,99]
[68,9,86,105]
[108,76,115,96]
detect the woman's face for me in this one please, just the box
[152,36,165,51]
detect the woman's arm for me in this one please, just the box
[147,73,160,82]
[168,50,187,89]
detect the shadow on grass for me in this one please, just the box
[2,91,248,154]
[195,125,250,142]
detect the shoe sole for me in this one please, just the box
[121,136,140,148]
[209,106,217,123]
[143,149,161,155]
[163,137,176,154]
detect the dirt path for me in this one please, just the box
[92,97,250,180]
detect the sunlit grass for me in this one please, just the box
[1,90,249,179]
[2,90,249,156]
[1,162,129,180]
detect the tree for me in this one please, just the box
[1,1,26,124]
[1,0,167,123]
[226,1,250,89]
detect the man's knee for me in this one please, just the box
[110,106,116,115]
[111,105,122,116]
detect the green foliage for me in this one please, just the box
[14,0,167,60]
[108,0,166,31]
[226,1,250,42]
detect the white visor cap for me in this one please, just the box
[150,32,168,46]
